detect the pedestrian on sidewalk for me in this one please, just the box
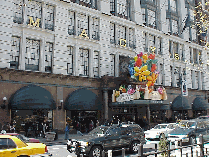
[64,122,69,140]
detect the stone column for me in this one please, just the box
[104,89,108,121]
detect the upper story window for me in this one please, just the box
[109,54,115,76]
[78,48,89,76]
[68,11,99,41]
[10,36,20,69]
[45,4,54,31]
[129,28,135,49]
[45,42,53,72]
[67,46,74,75]
[157,37,162,55]
[170,0,177,13]
[180,44,184,61]
[26,0,42,27]
[149,34,155,53]
[92,17,99,40]
[13,0,55,31]
[68,11,75,35]
[25,38,40,71]
[77,13,89,37]
[142,32,147,52]
[93,51,99,77]
[148,9,156,28]
[166,0,179,36]
[13,0,23,24]
[110,23,135,49]
[70,0,97,10]
[110,0,131,20]
[110,22,116,44]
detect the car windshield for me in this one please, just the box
[88,126,108,135]
[15,134,29,143]
[179,121,196,128]
[153,125,167,129]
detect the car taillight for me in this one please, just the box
[45,146,48,152]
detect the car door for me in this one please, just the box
[120,127,132,147]
[1,138,18,157]
[103,127,121,150]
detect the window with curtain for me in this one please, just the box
[10,36,20,69]
[142,32,147,52]
[195,71,198,89]
[26,0,42,27]
[67,46,73,75]
[173,42,179,60]
[157,37,162,55]
[141,8,146,24]
[78,48,89,76]
[45,4,54,31]
[13,0,24,24]
[25,39,40,71]
[45,42,53,72]
[193,48,198,64]
[110,0,130,19]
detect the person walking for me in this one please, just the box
[96,120,100,127]
[64,123,69,140]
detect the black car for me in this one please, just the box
[67,123,146,157]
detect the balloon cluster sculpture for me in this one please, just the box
[129,52,159,87]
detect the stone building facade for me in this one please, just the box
[0,0,209,131]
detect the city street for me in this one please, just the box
[46,143,160,157]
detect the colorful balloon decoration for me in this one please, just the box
[129,51,159,87]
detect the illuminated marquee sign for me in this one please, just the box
[28,17,40,28]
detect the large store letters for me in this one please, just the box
[28,17,40,28]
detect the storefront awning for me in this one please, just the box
[192,97,209,110]
[64,88,102,110]
[9,85,56,110]
[171,95,191,110]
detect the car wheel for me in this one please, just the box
[89,146,102,157]
[130,141,140,153]
[189,136,196,145]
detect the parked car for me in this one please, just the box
[67,123,146,157]
[168,119,209,145]
[0,135,51,157]
[0,133,40,143]
[145,123,178,142]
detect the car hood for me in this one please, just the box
[145,129,166,133]
[169,128,194,135]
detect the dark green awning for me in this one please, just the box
[64,88,102,111]
[192,97,209,110]
[9,85,56,110]
[171,95,191,110]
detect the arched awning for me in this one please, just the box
[171,95,191,110]
[192,97,209,110]
[64,88,102,111]
[9,85,56,110]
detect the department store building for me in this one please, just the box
[0,0,209,132]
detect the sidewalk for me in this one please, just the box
[38,133,66,146]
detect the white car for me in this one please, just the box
[145,123,178,142]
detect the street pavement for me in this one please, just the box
[37,134,209,157]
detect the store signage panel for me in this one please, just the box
[116,93,134,102]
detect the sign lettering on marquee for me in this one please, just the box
[120,39,126,47]
[28,17,40,27]
[79,29,89,39]
[116,93,133,102]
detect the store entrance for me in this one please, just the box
[66,110,98,133]
[11,109,53,137]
